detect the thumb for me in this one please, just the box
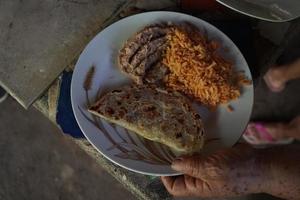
[171,155,203,178]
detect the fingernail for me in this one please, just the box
[171,157,183,169]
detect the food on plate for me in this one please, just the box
[163,24,250,109]
[118,23,251,109]
[118,24,170,85]
[88,85,205,153]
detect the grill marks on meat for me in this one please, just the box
[129,37,167,70]
[119,24,171,84]
[120,25,169,58]
[134,45,165,76]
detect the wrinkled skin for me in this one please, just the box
[161,144,300,200]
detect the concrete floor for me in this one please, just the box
[0,97,134,200]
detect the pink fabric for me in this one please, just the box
[254,123,275,142]
[243,123,294,145]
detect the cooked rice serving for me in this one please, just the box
[162,25,250,108]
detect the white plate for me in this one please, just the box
[71,11,254,176]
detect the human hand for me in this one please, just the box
[161,144,269,198]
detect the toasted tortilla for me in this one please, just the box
[88,85,204,153]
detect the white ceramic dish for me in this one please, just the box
[71,11,253,176]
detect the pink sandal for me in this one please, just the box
[243,122,294,145]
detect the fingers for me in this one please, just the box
[161,176,188,196]
[172,154,225,180]
[163,145,259,198]
[171,144,255,178]
[161,176,198,197]
[171,155,203,178]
